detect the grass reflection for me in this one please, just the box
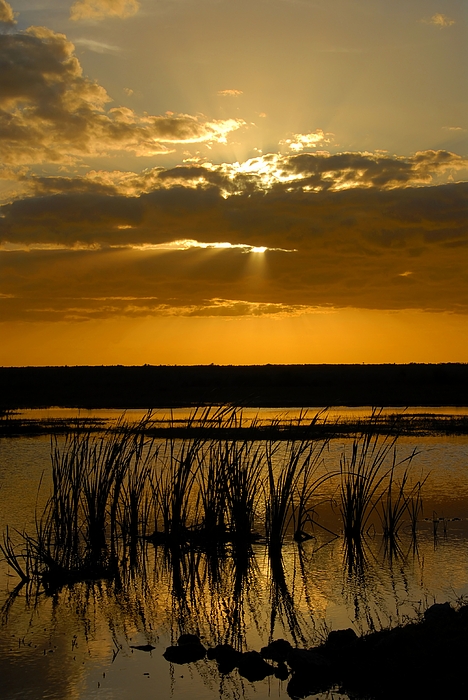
[1,406,441,659]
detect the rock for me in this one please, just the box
[274,661,290,680]
[177,633,202,646]
[238,651,276,682]
[287,667,332,699]
[287,648,331,673]
[163,639,206,664]
[325,628,358,651]
[261,638,293,662]
[424,602,456,624]
[207,643,242,673]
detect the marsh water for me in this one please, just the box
[1,407,468,700]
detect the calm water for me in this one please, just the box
[1,408,468,700]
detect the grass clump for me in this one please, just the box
[0,406,427,594]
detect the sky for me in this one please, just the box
[0,0,467,365]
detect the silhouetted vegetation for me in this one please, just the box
[1,363,467,410]
[1,407,430,595]
[2,407,468,437]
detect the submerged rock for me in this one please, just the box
[261,638,293,663]
[163,635,206,664]
[177,633,202,646]
[165,602,468,697]
[206,643,242,673]
[238,651,276,682]
[287,648,331,673]
[274,661,290,680]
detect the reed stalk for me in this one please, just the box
[339,428,399,544]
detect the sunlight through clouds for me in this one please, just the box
[0,0,466,362]
[112,240,296,254]
[0,28,245,165]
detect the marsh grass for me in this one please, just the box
[1,406,427,594]
[265,412,335,554]
[378,452,425,545]
[1,526,31,583]
[339,429,400,544]
[266,439,325,551]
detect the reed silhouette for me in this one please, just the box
[1,406,427,605]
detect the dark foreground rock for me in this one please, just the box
[163,603,468,699]
[290,602,468,700]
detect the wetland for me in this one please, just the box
[1,405,468,700]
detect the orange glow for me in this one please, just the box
[1,309,467,366]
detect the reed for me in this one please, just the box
[223,438,265,543]
[0,527,31,584]
[407,478,425,541]
[378,449,422,544]
[265,414,331,552]
[1,406,427,595]
[195,439,229,541]
[7,415,159,588]
[152,429,204,542]
[339,426,399,544]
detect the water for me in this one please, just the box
[1,408,468,700]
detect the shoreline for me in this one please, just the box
[2,411,468,437]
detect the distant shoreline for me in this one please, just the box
[1,363,467,412]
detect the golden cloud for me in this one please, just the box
[427,13,455,28]
[9,149,467,204]
[279,130,334,152]
[70,0,140,21]
[0,27,245,165]
[217,89,243,97]
[0,0,15,26]
[0,172,467,321]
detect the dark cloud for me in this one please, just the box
[14,149,466,205]
[0,27,244,165]
[281,150,466,190]
[0,175,466,319]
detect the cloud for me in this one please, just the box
[9,148,467,202]
[279,130,333,152]
[0,165,466,321]
[425,13,455,28]
[217,89,243,97]
[74,37,121,53]
[0,0,16,27]
[70,0,140,21]
[0,27,245,165]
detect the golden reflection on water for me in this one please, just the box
[2,527,468,700]
[1,420,468,700]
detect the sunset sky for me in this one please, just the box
[0,0,467,365]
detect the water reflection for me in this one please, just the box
[1,527,468,700]
[1,412,468,700]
